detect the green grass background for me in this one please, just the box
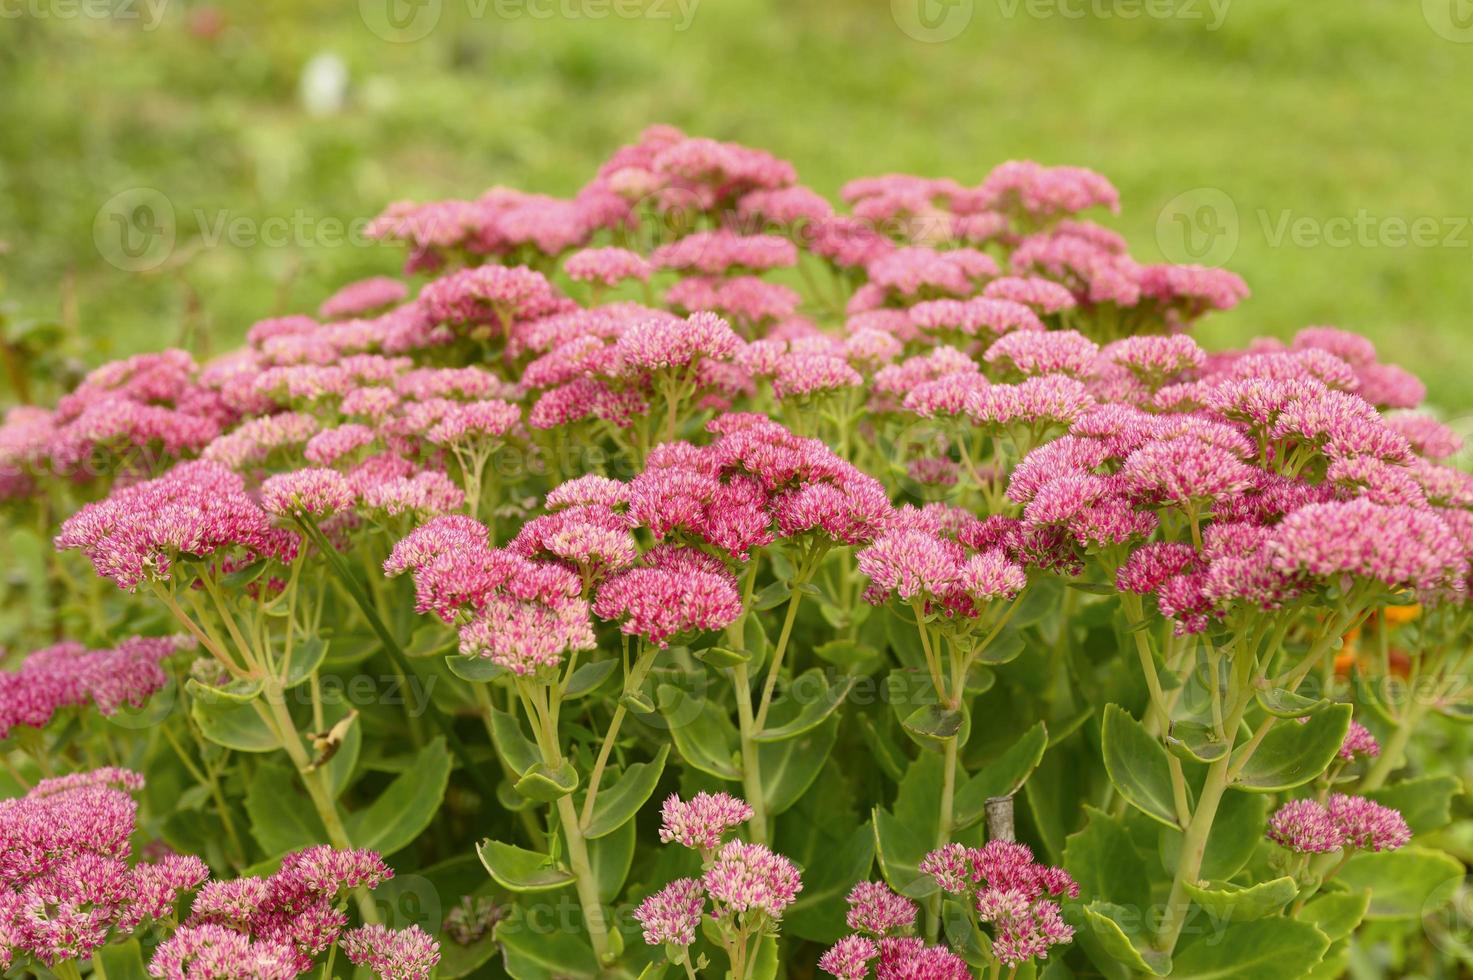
[2,0,1471,406]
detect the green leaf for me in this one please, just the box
[282,636,328,688]
[1165,721,1230,764]
[488,706,540,776]
[587,816,636,903]
[1366,775,1462,834]
[695,645,751,668]
[1101,704,1184,828]
[191,698,278,752]
[1081,902,1171,976]
[658,684,741,780]
[1183,876,1297,921]
[760,714,841,816]
[185,677,263,705]
[1158,790,1267,882]
[873,754,946,896]
[583,745,670,839]
[814,639,884,675]
[1299,890,1370,943]
[1230,704,1350,791]
[1337,846,1463,919]
[94,939,151,980]
[751,580,791,610]
[494,906,598,978]
[954,721,1049,830]
[445,655,505,683]
[1254,687,1327,718]
[975,628,1025,665]
[752,670,854,742]
[345,737,452,855]
[478,840,576,892]
[1169,917,1330,979]
[245,763,328,856]
[901,704,965,747]
[514,760,580,803]
[784,822,875,944]
[562,658,618,698]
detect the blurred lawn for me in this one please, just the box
[2,0,1471,405]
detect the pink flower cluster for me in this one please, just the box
[55,461,298,590]
[657,791,754,851]
[151,846,401,978]
[820,935,973,980]
[0,770,207,970]
[385,515,595,675]
[919,841,1078,967]
[0,636,180,738]
[637,793,802,947]
[1267,794,1411,854]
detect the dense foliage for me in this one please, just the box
[2,126,1469,979]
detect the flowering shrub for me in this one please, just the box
[1,124,1469,978]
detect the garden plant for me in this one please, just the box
[1,125,1469,979]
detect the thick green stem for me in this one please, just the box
[1360,701,1427,791]
[732,662,770,845]
[753,586,807,732]
[257,683,381,925]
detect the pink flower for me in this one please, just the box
[1328,794,1411,851]
[985,330,1099,378]
[305,424,377,466]
[845,882,917,937]
[652,231,797,274]
[56,462,297,590]
[593,549,744,646]
[634,878,705,947]
[339,924,441,980]
[1340,720,1381,761]
[458,594,597,676]
[983,276,1077,314]
[703,840,803,919]
[772,352,863,400]
[875,937,973,979]
[149,924,299,979]
[1268,499,1466,595]
[613,311,741,375]
[1386,413,1463,460]
[739,185,834,225]
[857,530,964,602]
[1100,335,1207,382]
[1121,436,1257,507]
[659,792,754,850]
[820,935,879,979]
[1266,799,1341,854]
[424,399,521,445]
[909,298,1044,338]
[979,160,1119,221]
[260,468,354,520]
[545,474,628,510]
[419,265,571,328]
[563,246,652,286]
[360,471,465,519]
[319,277,408,319]
[869,247,995,297]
